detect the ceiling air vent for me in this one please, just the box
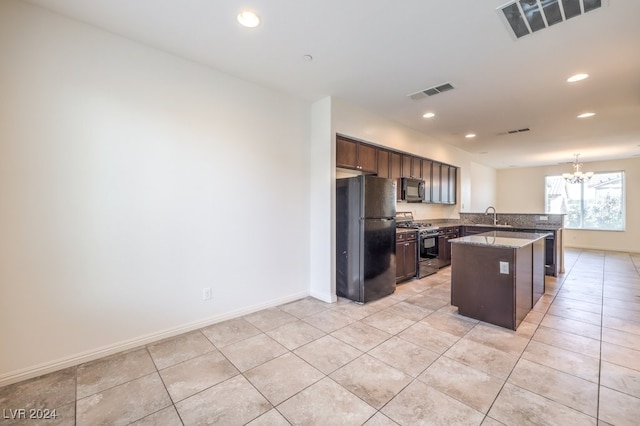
[408,83,455,100]
[498,0,603,40]
[497,127,531,135]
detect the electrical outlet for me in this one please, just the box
[499,261,509,274]
[202,287,212,301]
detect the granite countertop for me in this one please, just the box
[396,228,418,234]
[450,231,551,249]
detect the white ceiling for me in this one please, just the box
[24,0,640,169]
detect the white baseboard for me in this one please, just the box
[0,290,311,388]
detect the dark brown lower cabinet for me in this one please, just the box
[396,231,417,282]
[450,238,544,330]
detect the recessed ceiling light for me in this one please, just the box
[567,73,589,83]
[577,112,596,119]
[237,10,260,28]
[465,133,476,138]
[422,112,435,118]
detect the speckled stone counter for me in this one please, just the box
[450,231,550,249]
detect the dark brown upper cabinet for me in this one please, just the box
[336,135,377,173]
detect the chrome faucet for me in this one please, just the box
[484,206,497,225]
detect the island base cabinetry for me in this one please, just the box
[451,239,544,330]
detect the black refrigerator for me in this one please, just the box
[336,175,397,303]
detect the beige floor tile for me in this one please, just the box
[147,331,215,370]
[368,336,439,377]
[382,380,484,425]
[129,406,182,426]
[361,309,416,335]
[547,304,603,325]
[382,301,433,321]
[405,293,449,311]
[444,338,519,380]
[514,321,538,338]
[277,377,376,425]
[488,383,596,426]
[330,302,378,321]
[302,308,356,333]
[0,367,76,417]
[532,325,601,359]
[602,327,640,351]
[466,322,531,355]
[601,342,640,371]
[600,361,640,398]
[481,417,506,425]
[508,358,598,417]
[523,309,545,325]
[200,317,261,348]
[418,356,503,413]
[540,314,601,340]
[218,333,288,372]
[278,296,332,318]
[159,350,238,402]
[265,319,325,350]
[602,298,640,314]
[598,386,640,426]
[76,373,171,426]
[244,353,324,405]
[522,340,600,383]
[76,348,156,398]
[363,412,400,425]
[175,375,271,426]
[293,335,363,374]
[330,354,412,409]
[331,321,392,352]
[243,307,298,332]
[245,408,290,426]
[550,297,602,314]
[603,305,640,324]
[398,321,460,354]
[603,315,640,336]
[420,310,477,337]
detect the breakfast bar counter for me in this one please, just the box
[449,231,549,330]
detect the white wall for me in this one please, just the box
[468,162,497,212]
[497,158,640,253]
[0,1,311,384]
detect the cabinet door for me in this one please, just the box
[448,166,457,205]
[432,163,442,203]
[405,239,417,278]
[358,143,377,173]
[401,155,412,177]
[377,149,390,178]
[441,165,451,204]
[336,136,358,169]
[411,157,422,179]
[422,160,433,203]
[390,153,402,179]
[396,241,405,280]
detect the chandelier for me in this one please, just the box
[563,154,594,184]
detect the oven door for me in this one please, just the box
[419,233,438,260]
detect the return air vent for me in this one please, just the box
[408,83,454,100]
[497,127,531,135]
[498,0,603,40]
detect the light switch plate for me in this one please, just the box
[499,261,509,274]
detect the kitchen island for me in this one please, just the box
[450,231,548,330]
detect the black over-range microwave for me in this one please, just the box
[399,177,426,202]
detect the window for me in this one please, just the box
[545,171,625,230]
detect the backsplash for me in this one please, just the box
[459,213,564,229]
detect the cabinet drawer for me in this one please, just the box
[396,233,406,242]
[406,232,417,241]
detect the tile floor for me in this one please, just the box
[1,248,640,425]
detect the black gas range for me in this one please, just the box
[396,212,439,278]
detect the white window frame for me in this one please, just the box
[545,171,625,231]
